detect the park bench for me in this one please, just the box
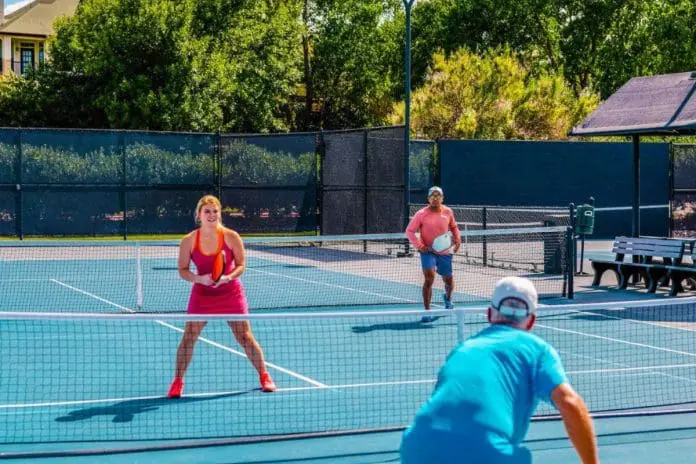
[591,236,696,295]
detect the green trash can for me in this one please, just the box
[575,204,595,235]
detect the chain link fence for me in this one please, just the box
[0,127,422,238]
[672,144,696,237]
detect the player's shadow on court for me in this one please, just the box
[351,317,451,333]
[55,391,251,424]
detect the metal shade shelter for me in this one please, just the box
[570,71,696,236]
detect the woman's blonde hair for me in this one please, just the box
[194,195,223,225]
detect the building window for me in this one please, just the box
[39,43,44,64]
[20,47,34,74]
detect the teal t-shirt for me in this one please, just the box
[401,324,568,464]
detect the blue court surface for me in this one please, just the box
[2,243,696,463]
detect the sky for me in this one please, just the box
[4,0,33,16]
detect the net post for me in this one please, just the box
[455,309,466,344]
[567,203,576,299]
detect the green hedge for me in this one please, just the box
[22,144,122,184]
[125,142,214,185]
[410,145,435,190]
[0,143,17,183]
[221,140,317,186]
[10,139,320,186]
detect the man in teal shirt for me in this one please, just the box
[401,276,599,464]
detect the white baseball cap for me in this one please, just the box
[491,276,538,319]
[428,186,443,196]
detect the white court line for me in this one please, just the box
[247,268,450,309]
[49,279,327,388]
[469,311,696,386]
[6,360,696,411]
[534,321,696,359]
[49,276,696,367]
[540,304,696,333]
[469,310,696,359]
[0,379,438,410]
[248,268,419,303]
[559,342,696,386]
[568,363,696,375]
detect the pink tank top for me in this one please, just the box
[190,228,238,296]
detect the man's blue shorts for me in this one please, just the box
[420,252,453,277]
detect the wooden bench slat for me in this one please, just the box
[616,241,684,248]
[612,246,683,254]
[611,249,683,258]
[614,241,684,248]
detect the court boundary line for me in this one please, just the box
[546,305,696,334]
[247,268,420,303]
[559,341,696,388]
[5,360,696,410]
[246,263,477,304]
[7,358,696,411]
[48,279,328,388]
[467,308,696,388]
[465,309,696,360]
[533,320,696,359]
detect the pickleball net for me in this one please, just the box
[2,297,696,457]
[0,226,569,314]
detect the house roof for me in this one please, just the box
[570,71,696,137]
[0,0,79,37]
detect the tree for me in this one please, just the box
[302,0,404,129]
[590,0,696,98]
[0,0,303,132]
[410,0,565,89]
[392,48,599,140]
[411,0,696,100]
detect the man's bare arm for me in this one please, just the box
[552,383,599,464]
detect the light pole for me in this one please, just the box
[402,0,416,231]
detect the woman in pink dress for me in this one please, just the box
[167,195,276,397]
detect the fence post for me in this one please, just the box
[482,206,488,267]
[363,128,369,239]
[215,130,222,200]
[668,141,674,237]
[119,131,127,240]
[434,139,441,187]
[15,129,23,240]
[316,130,325,235]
